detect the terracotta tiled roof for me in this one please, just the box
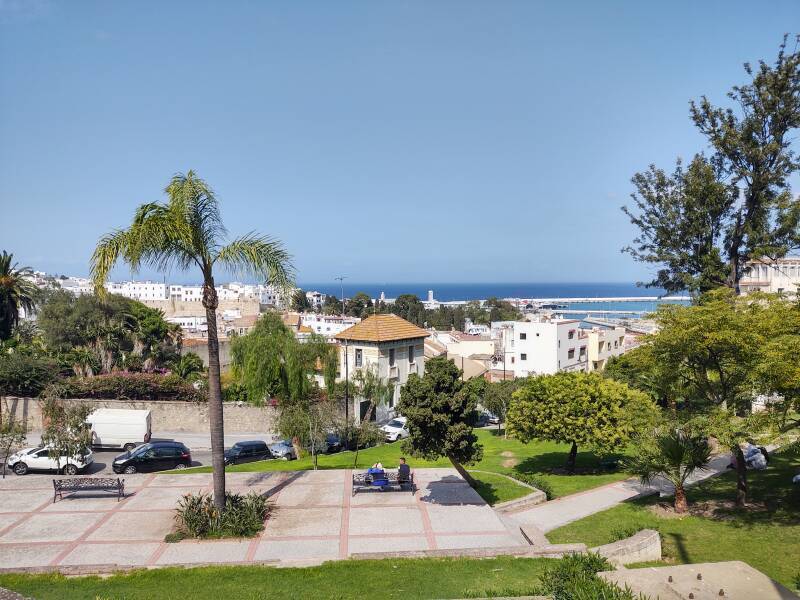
[335,314,429,343]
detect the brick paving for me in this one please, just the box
[0,468,523,571]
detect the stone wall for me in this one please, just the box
[592,529,662,565]
[0,396,277,434]
[140,298,261,318]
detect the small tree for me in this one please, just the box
[482,378,522,437]
[0,404,26,478]
[625,424,711,512]
[508,372,656,474]
[40,395,93,473]
[397,356,484,486]
[351,365,393,467]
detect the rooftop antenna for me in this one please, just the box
[334,275,347,315]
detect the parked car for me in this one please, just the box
[269,439,297,460]
[325,433,343,453]
[112,441,191,474]
[224,440,273,466]
[86,408,151,452]
[486,412,501,425]
[7,446,93,476]
[380,417,410,442]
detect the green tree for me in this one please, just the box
[508,372,656,473]
[624,38,800,294]
[350,365,394,467]
[625,423,711,513]
[397,356,484,486]
[40,395,93,474]
[482,378,523,437]
[0,405,26,478]
[0,251,39,341]
[345,292,373,318]
[322,294,343,315]
[605,344,683,410]
[170,353,205,381]
[91,170,293,511]
[291,289,311,312]
[0,351,58,397]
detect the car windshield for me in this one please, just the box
[130,445,151,456]
[387,420,404,428]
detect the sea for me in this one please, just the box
[297,282,690,320]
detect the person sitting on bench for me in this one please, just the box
[367,463,387,487]
[398,457,411,481]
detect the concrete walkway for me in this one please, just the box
[0,468,524,572]
[507,452,735,533]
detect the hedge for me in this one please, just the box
[48,373,206,402]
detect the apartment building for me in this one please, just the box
[300,313,360,338]
[335,314,428,422]
[740,257,800,295]
[305,290,327,310]
[490,317,626,378]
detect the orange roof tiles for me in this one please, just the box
[334,314,429,343]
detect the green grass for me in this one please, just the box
[0,557,554,600]
[179,428,631,502]
[548,445,800,589]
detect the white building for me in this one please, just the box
[166,315,207,332]
[105,281,168,301]
[490,317,626,378]
[463,318,491,336]
[740,257,800,295]
[305,290,327,310]
[300,314,360,338]
[335,314,428,423]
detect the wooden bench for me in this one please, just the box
[352,470,414,495]
[52,477,125,503]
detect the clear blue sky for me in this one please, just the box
[1,1,797,284]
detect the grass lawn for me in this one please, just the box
[0,557,554,600]
[179,428,631,503]
[548,445,800,589]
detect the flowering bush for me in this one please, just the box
[49,372,206,402]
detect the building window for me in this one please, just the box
[408,345,415,364]
[568,349,575,359]
[520,333,527,340]
[520,353,527,361]
[389,348,395,367]
[355,348,363,367]
[568,330,575,339]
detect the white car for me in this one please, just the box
[380,417,410,442]
[6,447,93,476]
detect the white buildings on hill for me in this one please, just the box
[300,313,360,338]
[740,257,800,295]
[490,316,626,379]
[305,290,327,310]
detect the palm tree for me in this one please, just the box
[170,353,205,381]
[625,427,712,513]
[0,251,38,341]
[91,171,293,510]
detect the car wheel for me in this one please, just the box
[123,465,137,474]
[12,462,28,476]
[123,443,136,452]
[63,464,78,476]
[174,462,187,470]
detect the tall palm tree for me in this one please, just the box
[91,171,293,510]
[0,251,38,341]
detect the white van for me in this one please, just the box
[86,409,152,452]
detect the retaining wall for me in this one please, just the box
[0,396,277,434]
[592,529,661,565]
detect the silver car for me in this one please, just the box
[268,440,296,460]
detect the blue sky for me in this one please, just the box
[1,1,797,285]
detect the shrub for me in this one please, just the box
[0,351,58,396]
[513,471,554,500]
[174,492,270,539]
[539,553,639,599]
[49,372,206,402]
[222,381,249,404]
[610,526,644,542]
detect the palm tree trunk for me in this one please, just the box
[735,446,747,507]
[203,282,226,512]
[448,455,476,487]
[566,441,578,474]
[674,484,688,513]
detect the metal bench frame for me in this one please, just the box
[52,477,125,503]
[352,470,415,495]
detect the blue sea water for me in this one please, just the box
[297,282,690,318]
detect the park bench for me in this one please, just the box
[352,470,414,495]
[52,477,125,503]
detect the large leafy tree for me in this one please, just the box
[623,38,800,294]
[91,171,292,510]
[398,356,484,486]
[482,378,524,437]
[508,371,656,473]
[0,251,39,341]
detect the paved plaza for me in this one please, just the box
[0,468,524,571]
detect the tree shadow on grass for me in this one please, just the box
[514,451,627,477]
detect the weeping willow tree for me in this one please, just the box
[350,366,394,467]
[231,313,334,466]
